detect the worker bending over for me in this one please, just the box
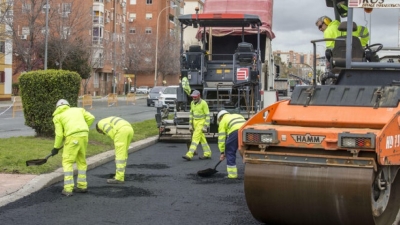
[217,110,246,179]
[96,116,134,184]
[52,99,95,196]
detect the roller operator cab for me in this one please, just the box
[239,1,400,225]
[155,10,276,142]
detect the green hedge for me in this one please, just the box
[19,70,81,137]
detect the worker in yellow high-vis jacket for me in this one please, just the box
[96,116,134,184]
[217,110,246,179]
[52,99,95,196]
[183,90,212,160]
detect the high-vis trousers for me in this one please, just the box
[185,119,211,159]
[225,130,238,178]
[113,126,134,181]
[62,135,88,192]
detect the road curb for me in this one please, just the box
[0,136,158,207]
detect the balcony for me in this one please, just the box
[92,36,103,45]
[93,16,104,25]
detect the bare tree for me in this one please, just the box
[46,0,92,69]
[157,36,180,85]
[8,0,50,74]
[125,30,155,87]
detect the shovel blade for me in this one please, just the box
[197,168,218,177]
[26,159,48,166]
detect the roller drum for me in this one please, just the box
[244,163,400,225]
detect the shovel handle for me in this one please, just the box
[214,160,223,170]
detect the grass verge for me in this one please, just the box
[0,119,158,175]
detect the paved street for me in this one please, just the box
[0,142,262,225]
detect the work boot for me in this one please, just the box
[199,156,211,160]
[182,155,191,161]
[107,179,124,184]
[73,187,88,193]
[61,190,73,197]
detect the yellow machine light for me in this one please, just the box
[225,69,230,73]
[216,69,222,74]
[364,139,371,147]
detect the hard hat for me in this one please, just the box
[217,110,229,121]
[56,99,69,108]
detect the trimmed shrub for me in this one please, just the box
[19,70,81,137]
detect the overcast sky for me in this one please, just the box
[272,1,399,55]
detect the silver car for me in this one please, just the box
[147,86,166,106]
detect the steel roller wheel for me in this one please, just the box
[244,163,400,225]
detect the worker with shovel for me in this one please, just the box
[52,99,95,196]
[217,110,246,179]
[96,116,134,184]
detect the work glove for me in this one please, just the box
[189,124,193,132]
[202,125,208,133]
[51,148,60,156]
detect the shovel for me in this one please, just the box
[26,153,54,166]
[197,160,223,177]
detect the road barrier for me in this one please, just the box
[82,95,93,109]
[126,93,136,105]
[13,96,23,118]
[107,93,118,107]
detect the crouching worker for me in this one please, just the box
[217,110,246,179]
[52,99,95,196]
[96,117,134,184]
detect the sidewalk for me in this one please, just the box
[0,136,158,207]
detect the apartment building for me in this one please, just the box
[273,50,325,79]
[0,1,12,100]
[4,0,183,99]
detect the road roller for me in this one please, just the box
[238,1,400,224]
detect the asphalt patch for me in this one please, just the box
[126,163,169,169]
[96,173,169,182]
[188,173,243,184]
[88,186,154,198]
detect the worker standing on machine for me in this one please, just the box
[96,116,134,184]
[182,90,211,160]
[216,110,246,179]
[180,73,191,96]
[52,99,95,196]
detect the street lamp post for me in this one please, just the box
[154,5,177,87]
[44,0,49,70]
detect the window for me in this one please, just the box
[61,3,72,13]
[22,4,31,13]
[0,42,5,53]
[61,27,71,39]
[129,28,135,34]
[94,73,99,88]
[130,0,136,4]
[145,27,152,34]
[22,27,29,35]
[129,13,136,20]
[146,0,152,4]
[0,71,5,83]
[145,13,152,20]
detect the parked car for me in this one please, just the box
[158,85,178,110]
[130,86,136,93]
[137,86,149,94]
[147,86,166,107]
